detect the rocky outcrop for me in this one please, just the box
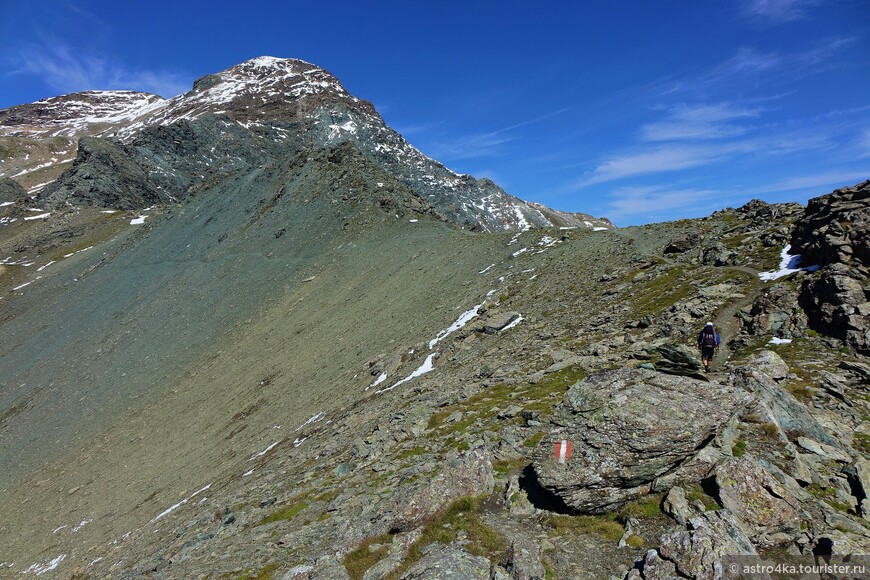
[390,448,494,532]
[730,368,843,448]
[739,283,808,340]
[713,458,803,547]
[799,264,869,353]
[399,545,501,579]
[39,136,176,209]
[791,180,870,269]
[531,369,751,513]
[748,350,789,381]
[0,177,27,203]
[627,510,758,580]
[791,180,869,353]
[739,198,804,225]
[655,343,703,376]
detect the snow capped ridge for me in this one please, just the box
[245,55,310,68]
[0,56,613,232]
[236,55,320,70]
[0,90,167,137]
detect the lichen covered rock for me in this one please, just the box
[531,368,751,513]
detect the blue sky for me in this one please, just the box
[1,1,868,225]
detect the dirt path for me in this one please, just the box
[710,265,763,373]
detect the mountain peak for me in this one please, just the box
[1,56,612,232]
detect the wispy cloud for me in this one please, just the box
[8,38,189,98]
[577,145,734,186]
[657,39,853,100]
[576,119,836,188]
[602,184,727,224]
[640,103,760,141]
[419,108,572,161]
[423,132,514,161]
[741,0,820,24]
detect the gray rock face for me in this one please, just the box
[657,344,702,369]
[531,369,751,513]
[748,350,789,381]
[658,510,758,579]
[791,180,870,353]
[741,283,808,340]
[702,242,736,266]
[399,545,494,579]
[800,264,869,353]
[391,448,494,532]
[500,537,546,579]
[656,343,703,376]
[739,198,804,224]
[713,458,803,547]
[664,235,697,254]
[663,486,693,526]
[0,177,27,203]
[39,136,177,209]
[481,312,522,334]
[791,179,870,269]
[730,368,842,448]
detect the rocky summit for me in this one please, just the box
[1,56,610,233]
[0,57,869,579]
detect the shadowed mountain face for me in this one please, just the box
[0,57,868,579]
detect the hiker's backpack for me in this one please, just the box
[701,330,717,347]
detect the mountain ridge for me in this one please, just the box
[0,56,613,233]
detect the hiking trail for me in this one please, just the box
[710,265,764,374]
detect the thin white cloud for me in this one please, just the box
[419,107,571,161]
[577,123,836,188]
[721,47,782,75]
[423,132,514,161]
[641,103,760,142]
[10,39,189,98]
[577,143,749,186]
[657,39,852,101]
[741,0,820,23]
[603,185,725,223]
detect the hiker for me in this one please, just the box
[697,322,720,372]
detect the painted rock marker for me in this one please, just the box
[554,439,573,463]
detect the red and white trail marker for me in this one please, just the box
[554,439,573,464]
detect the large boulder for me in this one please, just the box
[531,368,751,513]
[657,344,702,370]
[799,264,869,353]
[740,284,808,340]
[713,458,803,547]
[748,350,789,381]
